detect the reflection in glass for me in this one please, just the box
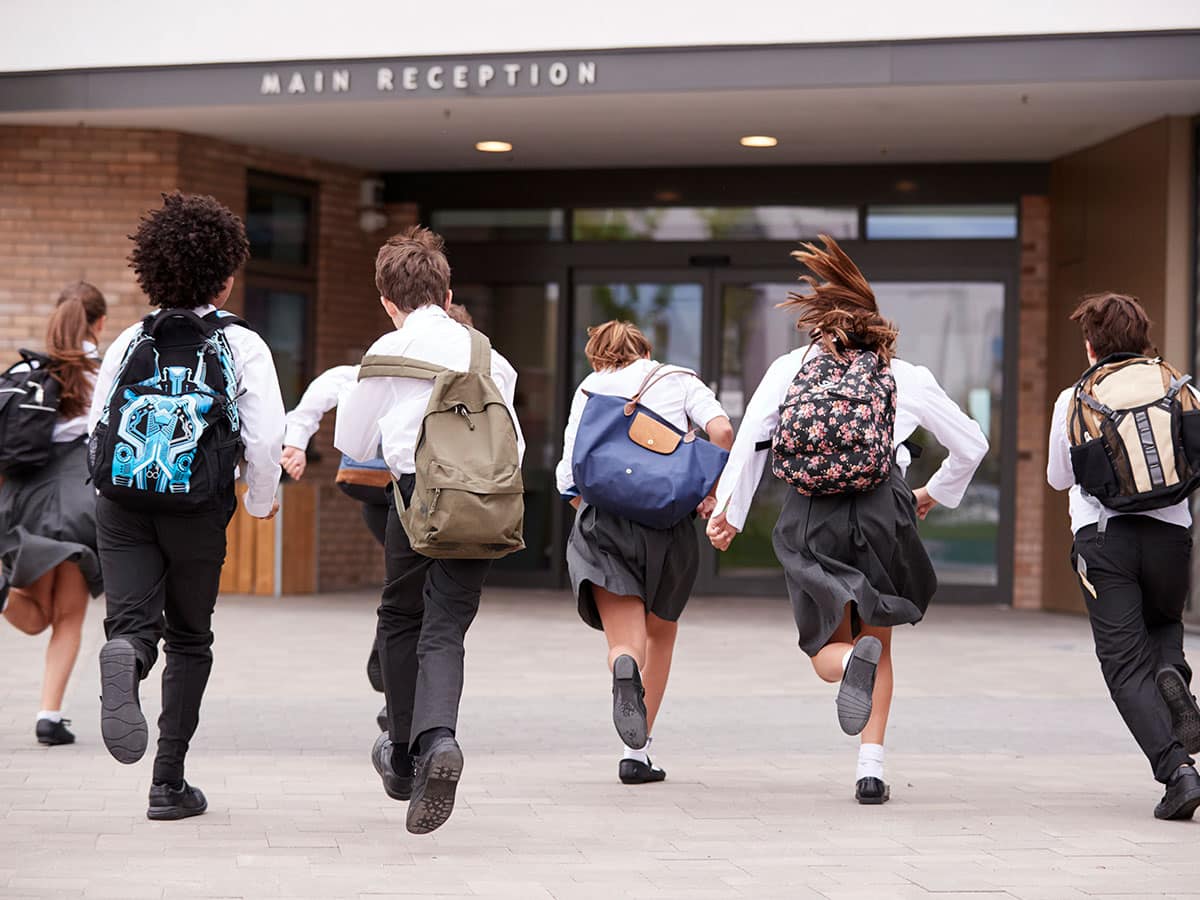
[573,207,858,242]
[866,205,1018,239]
[431,209,566,242]
[244,286,309,408]
[451,283,560,573]
[572,283,703,385]
[719,281,1005,586]
[246,186,312,265]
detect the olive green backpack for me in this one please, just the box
[358,327,525,559]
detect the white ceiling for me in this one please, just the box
[5,79,1200,171]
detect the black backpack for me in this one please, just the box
[0,349,62,477]
[88,309,246,512]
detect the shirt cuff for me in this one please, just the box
[283,424,310,449]
[242,491,276,518]
[924,474,965,510]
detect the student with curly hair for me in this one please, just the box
[1,282,108,746]
[88,192,285,820]
[707,236,988,804]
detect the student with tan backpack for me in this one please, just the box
[1048,292,1200,821]
[335,227,524,835]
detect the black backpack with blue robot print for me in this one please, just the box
[88,308,245,512]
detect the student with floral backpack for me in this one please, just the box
[707,236,988,805]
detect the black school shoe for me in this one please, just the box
[367,645,384,693]
[855,776,891,805]
[376,705,389,732]
[612,655,648,750]
[36,718,75,746]
[406,735,464,835]
[837,636,883,736]
[371,732,414,801]
[1155,765,1200,821]
[99,638,148,764]
[619,757,666,785]
[1156,667,1200,754]
[147,781,208,821]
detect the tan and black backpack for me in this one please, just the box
[358,327,525,559]
[1067,354,1200,513]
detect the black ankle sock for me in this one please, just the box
[415,727,454,756]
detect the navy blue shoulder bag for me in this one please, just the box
[570,364,729,529]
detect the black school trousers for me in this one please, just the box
[379,475,490,755]
[1072,516,1195,783]
[97,493,235,785]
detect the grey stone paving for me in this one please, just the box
[2,590,1200,899]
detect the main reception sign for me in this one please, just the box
[259,60,597,97]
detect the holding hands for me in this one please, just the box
[280,446,307,480]
[706,510,738,551]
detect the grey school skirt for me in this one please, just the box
[0,438,103,597]
[773,469,937,657]
[567,502,699,630]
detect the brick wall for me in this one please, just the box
[1013,195,1051,609]
[0,124,399,592]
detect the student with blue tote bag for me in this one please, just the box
[556,320,733,784]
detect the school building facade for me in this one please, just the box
[0,5,1198,614]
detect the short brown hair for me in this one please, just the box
[1070,292,1155,360]
[374,226,451,312]
[584,320,653,372]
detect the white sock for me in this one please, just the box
[841,649,853,673]
[622,736,651,765]
[856,743,885,781]
[37,710,62,723]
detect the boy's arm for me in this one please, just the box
[87,325,137,434]
[237,331,286,517]
[334,377,388,464]
[284,365,358,449]
[1046,389,1075,492]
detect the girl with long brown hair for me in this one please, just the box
[556,320,733,784]
[0,282,108,746]
[707,236,988,804]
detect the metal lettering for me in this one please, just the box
[453,65,468,89]
[287,72,306,94]
[402,67,418,90]
[478,63,495,87]
[260,73,281,95]
[332,69,350,92]
[578,61,596,85]
[377,67,394,91]
[504,63,520,86]
[427,66,444,89]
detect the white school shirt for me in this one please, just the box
[88,305,286,518]
[1046,385,1193,534]
[554,358,729,496]
[334,304,525,478]
[714,347,990,532]
[284,364,358,449]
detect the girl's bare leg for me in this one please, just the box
[593,586,649,670]
[40,563,89,713]
[642,613,678,734]
[812,602,855,683]
[858,622,894,746]
[2,569,55,636]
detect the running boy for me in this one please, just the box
[89,192,285,820]
[335,228,523,834]
[1047,292,1200,820]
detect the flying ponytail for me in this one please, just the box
[46,282,107,419]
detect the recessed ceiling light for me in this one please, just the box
[475,140,513,153]
[739,135,778,148]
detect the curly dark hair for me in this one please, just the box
[128,192,251,308]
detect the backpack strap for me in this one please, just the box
[358,354,448,381]
[467,327,492,376]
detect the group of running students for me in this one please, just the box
[3,191,1200,832]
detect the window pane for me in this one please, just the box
[866,205,1017,239]
[244,285,309,408]
[431,209,565,241]
[572,282,703,385]
[451,283,560,573]
[717,280,1004,587]
[573,207,858,241]
[246,186,313,265]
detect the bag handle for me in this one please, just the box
[145,308,213,337]
[624,364,704,443]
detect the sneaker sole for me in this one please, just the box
[406,742,464,835]
[1157,668,1200,755]
[99,639,148,765]
[146,801,208,821]
[1155,787,1200,821]
[837,636,882,736]
[612,655,648,750]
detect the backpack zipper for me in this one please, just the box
[457,405,475,430]
[428,488,442,515]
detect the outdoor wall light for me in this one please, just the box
[475,140,513,153]
[739,135,778,148]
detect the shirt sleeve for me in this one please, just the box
[555,383,589,496]
[683,374,729,432]
[491,353,526,466]
[283,365,358,449]
[910,365,990,509]
[713,354,794,531]
[87,324,139,434]
[1046,388,1075,492]
[334,375,389,465]
[235,330,286,517]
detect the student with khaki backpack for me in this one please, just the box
[335,227,524,835]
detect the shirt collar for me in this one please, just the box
[402,304,450,328]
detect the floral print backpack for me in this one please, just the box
[771,348,897,496]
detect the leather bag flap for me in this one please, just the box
[628,411,682,455]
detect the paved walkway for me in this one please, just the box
[2,590,1200,899]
